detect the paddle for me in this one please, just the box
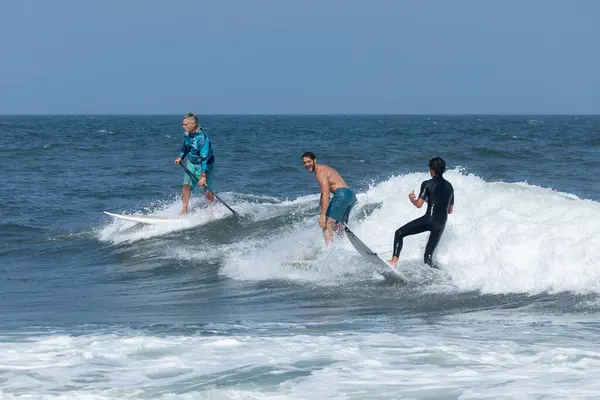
[178,161,240,221]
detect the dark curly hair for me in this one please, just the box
[428,157,446,176]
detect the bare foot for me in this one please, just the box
[387,257,399,268]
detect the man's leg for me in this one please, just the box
[203,163,216,203]
[181,184,191,215]
[424,228,444,268]
[204,190,215,202]
[388,216,431,267]
[323,217,335,247]
[333,223,343,236]
[333,191,357,237]
[181,160,197,215]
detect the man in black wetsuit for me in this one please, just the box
[388,157,454,269]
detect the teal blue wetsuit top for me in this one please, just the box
[179,129,215,172]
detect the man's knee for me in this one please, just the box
[324,217,336,229]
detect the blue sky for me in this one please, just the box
[1,0,598,114]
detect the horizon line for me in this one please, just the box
[1,112,599,117]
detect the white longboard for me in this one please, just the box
[343,224,408,284]
[103,211,183,225]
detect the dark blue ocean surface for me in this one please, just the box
[1,115,600,399]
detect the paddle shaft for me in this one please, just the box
[178,161,240,220]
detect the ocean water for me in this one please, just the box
[1,115,600,399]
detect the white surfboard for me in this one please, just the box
[343,224,408,284]
[103,211,183,225]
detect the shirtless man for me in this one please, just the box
[302,152,357,246]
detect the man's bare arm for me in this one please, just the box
[317,172,330,215]
[408,190,425,208]
[411,197,425,208]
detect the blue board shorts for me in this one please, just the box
[183,160,215,192]
[326,187,357,224]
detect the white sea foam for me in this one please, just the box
[1,316,599,399]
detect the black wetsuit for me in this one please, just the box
[393,175,454,267]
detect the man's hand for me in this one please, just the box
[198,175,207,187]
[319,214,327,229]
[175,157,182,164]
[409,190,425,208]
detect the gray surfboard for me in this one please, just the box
[343,224,408,283]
